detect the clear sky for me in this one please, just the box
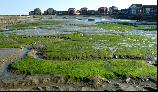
[0,0,157,15]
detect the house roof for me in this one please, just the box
[130,4,142,8]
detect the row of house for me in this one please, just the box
[29,7,112,15]
[29,4,157,18]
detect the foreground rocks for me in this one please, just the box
[0,74,157,91]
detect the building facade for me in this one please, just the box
[108,6,118,15]
[98,7,108,15]
[80,7,88,15]
[44,8,56,15]
[68,8,76,15]
[142,5,157,16]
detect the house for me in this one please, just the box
[108,6,118,15]
[29,11,34,15]
[68,8,76,15]
[120,9,129,15]
[142,5,157,16]
[87,10,97,15]
[128,4,142,15]
[56,11,68,15]
[80,7,88,15]
[44,8,56,15]
[98,7,108,15]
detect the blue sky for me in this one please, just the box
[0,0,157,15]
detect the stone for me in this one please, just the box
[119,84,137,91]
[81,87,95,91]
[51,75,65,84]
[125,77,131,83]
[50,86,63,91]
[30,78,39,85]
[34,87,43,91]
[40,78,51,84]
[91,76,110,88]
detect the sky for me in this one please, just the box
[0,0,157,15]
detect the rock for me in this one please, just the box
[17,80,27,86]
[50,86,63,91]
[119,84,137,91]
[90,76,110,88]
[148,78,157,83]
[26,76,39,85]
[81,87,95,91]
[40,78,51,84]
[154,57,157,61]
[34,87,43,91]
[30,78,39,85]
[125,77,131,83]
[51,75,65,84]
[67,86,75,91]
[42,86,52,91]
[143,87,157,91]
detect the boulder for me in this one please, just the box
[90,76,110,88]
[51,75,65,84]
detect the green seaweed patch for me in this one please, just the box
[10,57,157,82]
[8,21,64,30]
[10,56,115,81]
[0,35,56,48]
[97,23,157,31]
[114,46,156,59]
[109,59,157,78]
[40,39,113,60]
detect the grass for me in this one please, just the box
[109,59,157,78]
[0,35,56,48]
[114,46,156,59]
[96,23,157,31]
[37,33,156,60]
[10,56,157,82]
[135,25,157,31]
[0,33,156,60]
[97,23,135,32]
[8,21,64,30]
[40,39,113,60]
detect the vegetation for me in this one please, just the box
[38,33,156,60]
[135,25,157,31]
[0,35,56,48]
[0,33,156,60]
[114,46,156,59]
[109,59,157,78]
[8,21,64,30]
[10,56,157,81]
[96,23,157,31]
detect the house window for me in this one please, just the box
[146,8,150,14]
[131,9,136,14]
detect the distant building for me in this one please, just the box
[44,8,56,15]
[98,7,108,15]
[128,4,142,15]
[80,7,88,15]
[108,6,118,15]
[142,5,157,16]
[87,10,97,15]
[56,11,68,15]
[29,8,41,15]
[128,4,157,20]
[68,8,76,15]
[29,11,34,15]
[120,9,129,15]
